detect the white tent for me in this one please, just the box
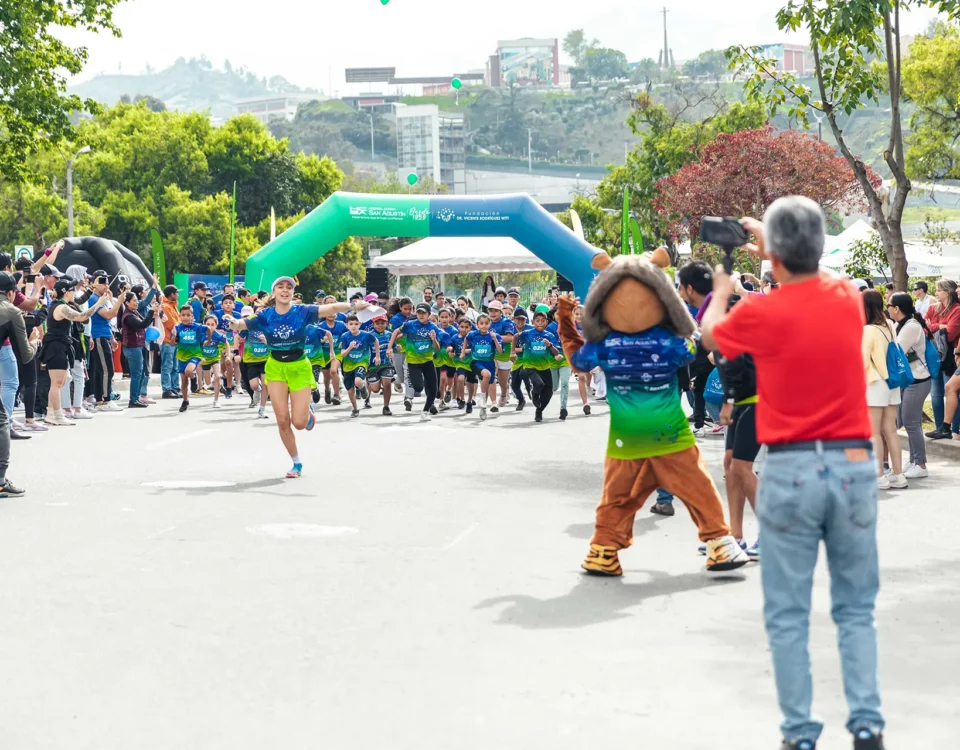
[819,219,960,277]
[371,236,551,293]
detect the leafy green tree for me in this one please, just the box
[630,59,662,88]
[0,0,124,182]
[584,48,629,81]
[682,49,729,80]
[726,0,960,291]
[563,30,598,66]
[156,185,232,275]
[901,22,960,179]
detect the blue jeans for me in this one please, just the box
[161,343,177,392]
[759,445,883,743]
[123,347,144,405]
[0,345,19,422]
[655,488,674,504]
[929,369,960,431]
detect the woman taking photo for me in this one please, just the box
[42,279,111,426]
[120,291,159,409]
[924,278,960,439]
[862,290,907,490]
[888,292,932,477]
[230,277,367,478]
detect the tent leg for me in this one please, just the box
[439,274,446,295]
[395,275,400,297]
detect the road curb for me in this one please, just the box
[898,430,960,460]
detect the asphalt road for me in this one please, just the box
[0,382,957,750]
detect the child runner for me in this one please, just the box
[338,314,379,418]
[510,309,531,409]
[435,307,458,410]
[547,307,572,421]
[317,312,347,405]
[387,302,442,421]
[305,322,333,404]
[173,305,207,413]
[200,313,227,409]
[487,300,516,408]
[463,313,503,421]
[229,277,365,477]
[216,294,239,398]
[237,305,270,418]
[367,313,396,416]
[573,304,592,416]
[515,310,562,422]
[448,318,476,413]
[388,297,414,397]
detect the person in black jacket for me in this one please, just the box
[0,272,41,496]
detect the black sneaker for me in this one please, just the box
[10,430,30,441]
[535,409,543,423]
[926,424,952,440]
[360,386,369,401]
[781,741,816,750]
[331,395,341,406]
[456,399,465,410]
[404,398,412,412]
[465,402,473,415]
[443,391,452,404]
[248,394,256,408]
[224,388,233,399]
[312,389,321,404]
[364,398,372,409]
[351,408,360,418]
[560,408,568,421]
[324,388,332,405]
[179,400,189,413]
[490,405,499,413]
[853,730,884,750]
[128,401,148,409]
[0,479,25,497]
[162,390,178,400]
[516,399,525,411]
[429,405,438,415]
[583,404,591,415]
[382,406,392,416]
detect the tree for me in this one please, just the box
[727,0,960,291]
[653,127,881,267]
[682,49,729,80]
[901,22,960,179]
[630,58,662,88]
[0,0,124,182]
[584,48,629,81]
[133,94,167,112]
[563,29,598,66]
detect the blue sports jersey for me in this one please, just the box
[370,329,392,364]
[304,324,324,362]
[245,304,320,352]
[318,319,348,356]
[200,330,227,362]
[400,319,444,364]
[338,330,378,371]
[465,330,501,362]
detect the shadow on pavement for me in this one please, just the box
[145,477,310,498]
[564,513,669,541]
[475,571,746,629]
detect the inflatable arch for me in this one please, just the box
[38,237,152,294]
[245,192,605,298]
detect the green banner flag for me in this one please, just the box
[629,218,644,257]
[150,228,166,287]
[229,181,237,283]
[621,187,630,254]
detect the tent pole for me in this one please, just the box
[439,273,446,295]
[395,274,400,297]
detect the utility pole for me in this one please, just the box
[660,7,670,71]
[369,113,375,161]
[66,145,91,237]
[527,128,533,173]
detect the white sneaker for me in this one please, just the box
[20,421,48,432]
[47,414,76,427]
[692,427,707,438]
[71,409,94,420]
[419,411,431,422]
[889,473,908,489]
[139,396,156,405]
[102,402,124,412]
[883,466,893,477]
[877,474,891,490]
[213,401,221,409]
[709,424,726,436]
[904,464,929,479]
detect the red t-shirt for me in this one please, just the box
[712,276,871,445]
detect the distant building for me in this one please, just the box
[490,38,560,87]
[233,92,323,123]
[758,43,811,75]
[439,111,466,195]
[394,104,465,194]
[342,93,401,113]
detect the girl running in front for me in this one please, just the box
[462,313,503,421]
[387,302,442,421]
[237,305,270,418]
[173,305,208,413]
[229,277,366,477]
[338,314,379,418]
[514,310,562,422]
[367,313,396,416]
[200,314,227,409]
[447,318,476,413]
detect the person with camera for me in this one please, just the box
[701,197,885,750]
[87,272,128,411]
[0,271,41,494]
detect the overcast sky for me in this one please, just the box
[63,0,941,94]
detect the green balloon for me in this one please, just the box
[451,78,462,90]
[407,173,418,185]
[380,0,389,4]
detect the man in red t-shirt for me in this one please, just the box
[700,196,885,750]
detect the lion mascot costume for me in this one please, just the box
[555,248,749,576]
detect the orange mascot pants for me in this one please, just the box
[592,445,731,549]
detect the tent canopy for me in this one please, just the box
[371,236,552,276]
[820,219,960,276]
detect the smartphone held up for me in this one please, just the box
[699,217,749,275]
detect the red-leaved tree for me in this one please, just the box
[653,127,882,252]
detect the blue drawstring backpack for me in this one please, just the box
[704,368,725,406]
[883,329,914,390]
[924,336,942,379]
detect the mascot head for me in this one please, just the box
[581,248,697,342]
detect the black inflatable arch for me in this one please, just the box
[35,237,152,293]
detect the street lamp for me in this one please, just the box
[66,145,92,237]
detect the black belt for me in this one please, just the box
[767,439,872,454]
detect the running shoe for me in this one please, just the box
[9,430,29,441]
[312,389,321,404]
[560,408,568,421]
[709,424,726,436]
[876,474,891,490]
[306,409,316,431]
[140,396,156,405]
[490,405,499,414]
[581,544,622,576]
[0,479,26,497]
[705,536,750,572]
[420,411,431,422]
[457,399,465,410]
[465,402,473,415]
[692,426,707,438]
[324,388,332,404]
[382,406,392,416]
[162,391,179,400]
[479,405,487,421]
[351,408,360,418]
[359,386,369,401]
[20,421,48,432]
[699,538,746,555]
[404,397,412,412]
[429,404,438,415]
[498,396,507,407]
[213,401,221,409]
[438,402,450,411]
[516,400,525,411]
[650,502,675,517]
[110,392,121,401]
[286,463,303,479]
[583,404,591,415]
[102,402,124,412]
[179,400,189,413]
[128,402,147,409]
[853,729,884,750]
[258,407,268,419]
[331,395,341,406]
[46,414,76,426]
[904,463,929,479]
[534,409,543,423]
[393,382,402,393]
[71,409,94,420]
[888,473,908,489]
[746,538,760,562]
[780,742,816,750]
[443,391,452,404]
[224,388,232,400]
[364,398,372,409]
[926,424,953,440]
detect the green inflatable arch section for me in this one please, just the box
[245,192,604,298]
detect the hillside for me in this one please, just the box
[68,57,319,121]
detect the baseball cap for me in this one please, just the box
[513,308,528,319]
[364,293,378,303]
[54,278,78,295]
[507,287,520,296]
[163,284,179,297]
[193,281,207,291]
[495,286,507,295]
[0,272,17,293]
[40,263,63,278]
[535,304,550,314]
[271,276,296,290]
[488,300,503,311]
[852,279,869,290]
[371,312,388,322]
[533,310,548,320]
[415,302,431,314]
[91,269,108,282]
[240,305,254,317]
[315,289,326,298]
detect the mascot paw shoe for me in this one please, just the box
[705,536,750,573]
[581,544,623,577]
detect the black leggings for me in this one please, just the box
[407,362,438,412]
[90,337,114,402]
[527,369,552,411]
[17,356,38,420]
[511,368,529,403]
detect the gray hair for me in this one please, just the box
[763,196,825,274]
[936,278,958,311]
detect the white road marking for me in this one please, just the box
[144,429,216,450]
[148,525,177,539]
[141,479,234,489]
[247,523,359,539]
[443,522,479,550]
